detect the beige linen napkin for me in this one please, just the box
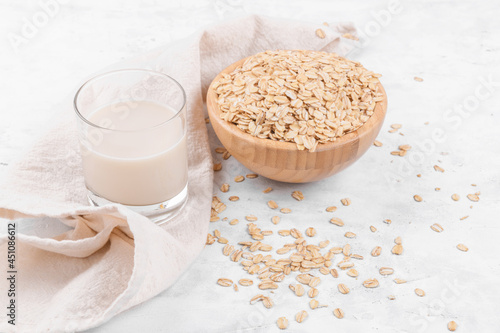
[0,15,356,332]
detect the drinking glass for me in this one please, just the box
[74,69,188,223]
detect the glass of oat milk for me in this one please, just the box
[74,69,188,223]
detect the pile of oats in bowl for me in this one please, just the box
[212,50,384,152]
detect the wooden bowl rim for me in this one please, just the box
[207,55,387,153]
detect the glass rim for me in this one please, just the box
[73,68,187,133]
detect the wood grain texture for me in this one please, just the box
[207,57,388,183]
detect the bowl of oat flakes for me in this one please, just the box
[207,50,387,183]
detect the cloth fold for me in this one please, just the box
[0,15,356,332]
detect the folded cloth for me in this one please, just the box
[0,15,356,332]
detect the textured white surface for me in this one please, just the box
[1,0,499,332]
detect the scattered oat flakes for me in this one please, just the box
[363,278,379,288]
[246,173,258,179]
[341,198,351,206]
[263,187,273,193]
[278,230,290,236]
[415,288,425,297]
[220,183,230,193]
[342,33,358,41]
[292,191,304,201]
[384,219,392,224]
[414,195,423,202]
[309,277,321,288]
[271,216,280,225]
[315,28,326,39]
[394,236,402,245]
[290,283,305,297]
[234,175,245,182]
[276,317,288,330]
[393,278,407,284]
[277,247,290,255]
[319,266,330,275]
[333,308,344,319]
[457,244,468,252]
[451,194,460,201]
[399,144,411,151]
[268,200,279,209]
[467,194,479,202]
[371,246,382,257]
[330,247,342,254]
[305,227,316,237]
[280,208,292,214]
[344,232,356,238]
[296,310,308,323]
[259,281,278,290]
[330,217,344,227]
[391,124,402,129]
[326,206,337,212]
[342,244,351,256]
[229,196,239,201]
[430,223,444,232]
[291,229,302,239]
[262,296,273,309]
[259,244,272,252]
[223,244,234,256]
[392,244,403,255]
[296,274,312,284]
[213,163,222,171]
[215,147,226,154]
[379,267,394,276]
[211,196,226,220]
[246,215,258,222]
[308,288,319,298]
[319,240,330,248]
[338,283,350,294]
[373,140,383,147]
[448,321,458,331]
[239,278,253,286]
[434,165,444,172]
[460,215,469,220]
[206,233,216,245]
[309,299,319,310]
[414,76,424,82]
[222,151,231,160]
[211,178,445,325]
[217,278,233,287]
[347,269,359,277]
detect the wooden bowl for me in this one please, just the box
[206,57,388,183]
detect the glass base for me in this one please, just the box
[87,184,188,225]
